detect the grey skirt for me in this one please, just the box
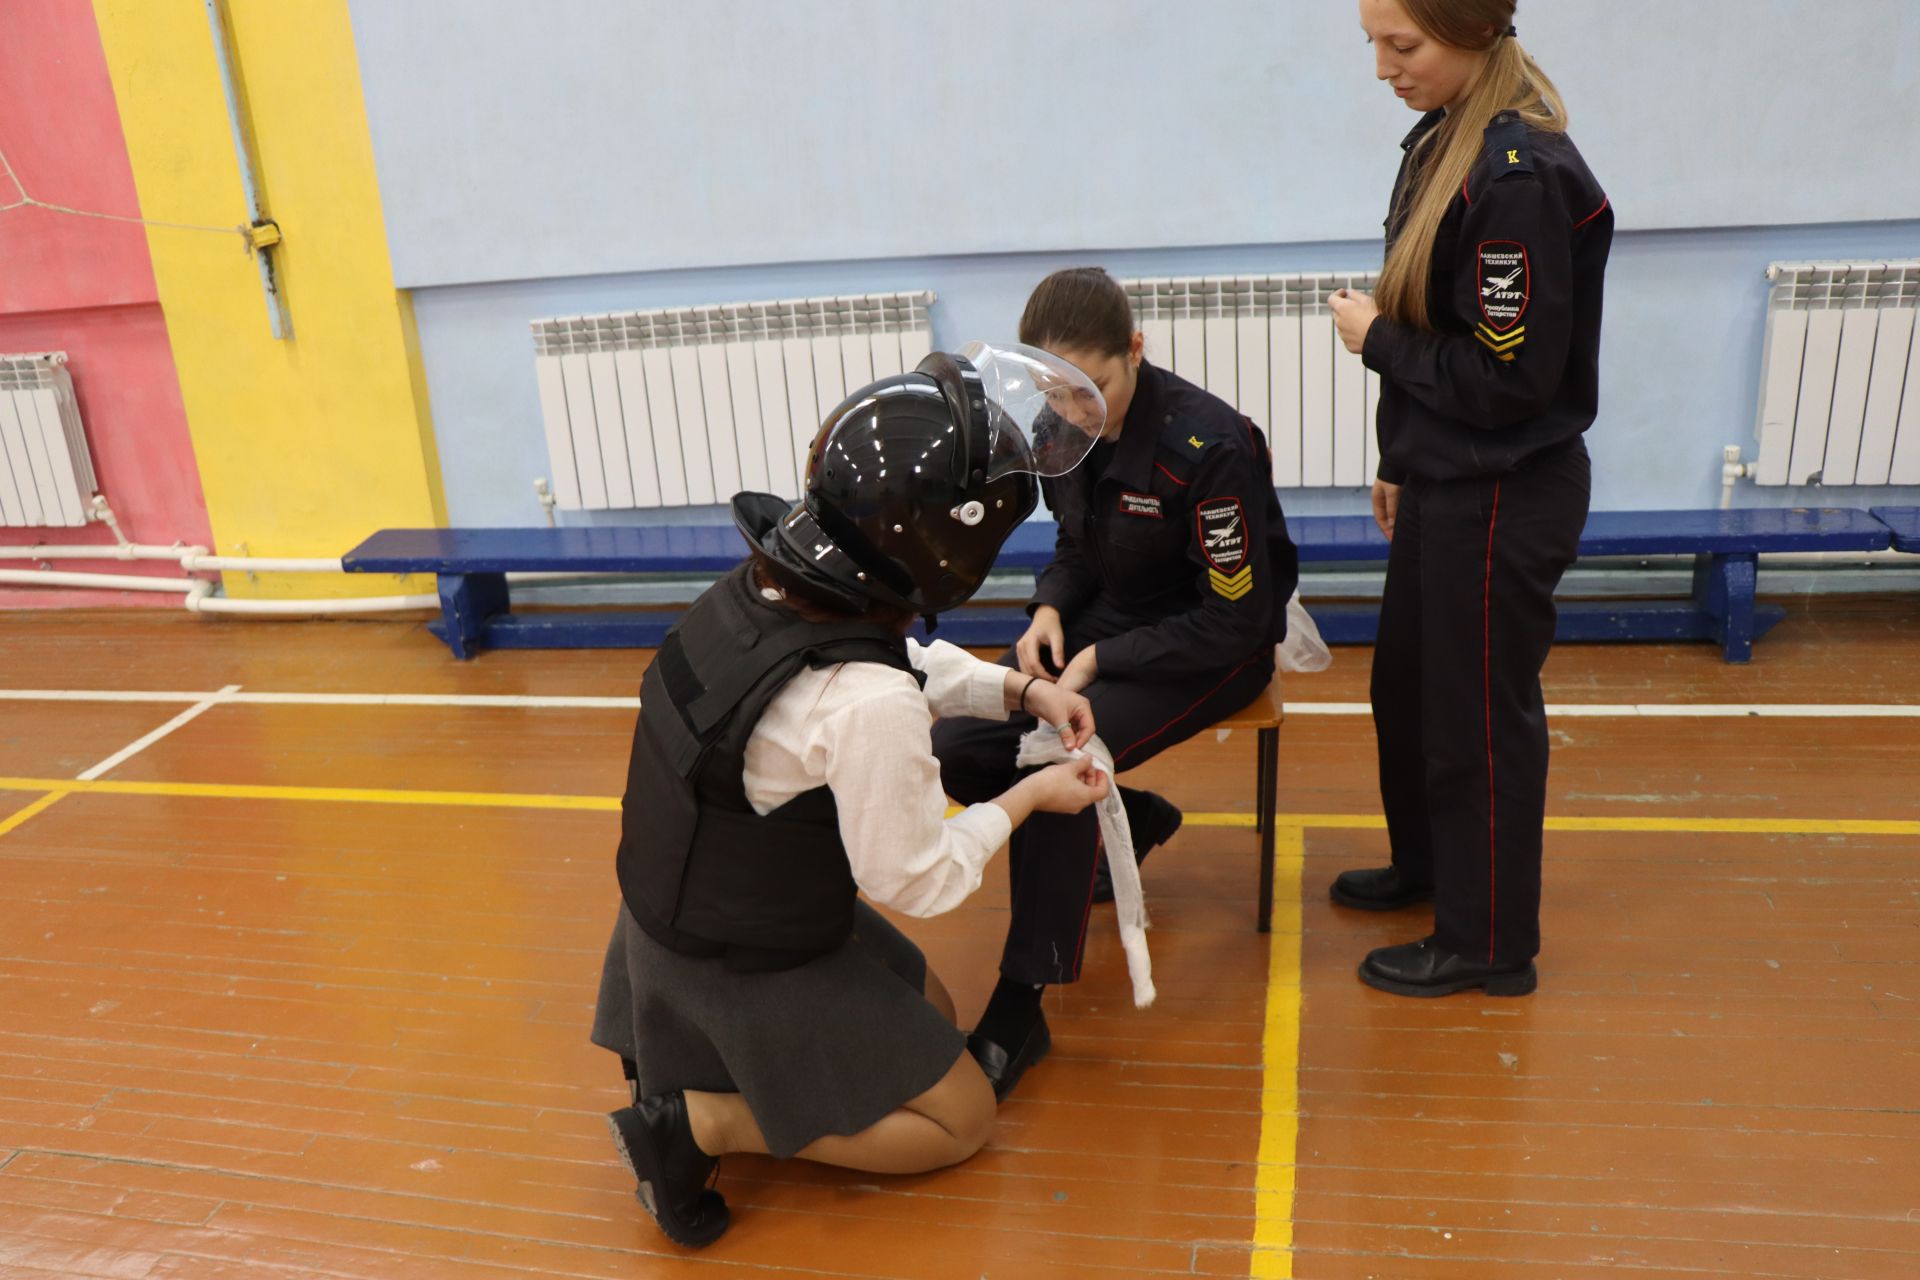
[589,900,966,1159]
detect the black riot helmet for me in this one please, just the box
[733,343,1106,621]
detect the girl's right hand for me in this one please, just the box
[1016,605,1066,678]
[1371,478,1401,541]
[1027,758,1110,814]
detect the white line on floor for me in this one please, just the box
[74,685,242,782]
[5,688,1918,717]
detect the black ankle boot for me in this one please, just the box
[607,1092,730,1247]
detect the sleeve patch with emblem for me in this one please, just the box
[1476,240,1530,361]
[1478,241,1530,330]
[1197,497,1253,599]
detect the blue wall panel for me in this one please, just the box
[351,1,1920,288]
[411,219,1920,528]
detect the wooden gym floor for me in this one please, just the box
[0,594,1916,1278]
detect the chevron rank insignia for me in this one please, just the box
[1209,565,1254,600]
[1475,321,1526,362]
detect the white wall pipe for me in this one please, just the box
[185,593,438,615]
[0,550,647,585]
[0,546,341,573]
[184,555,344,572]
[0,568,205,593]
[1761,550,1914,566]
[88,495,133,548]
[2,567,432,613]
[1720,444,1758,510]
[0,544,207,562]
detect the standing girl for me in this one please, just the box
[1327,0,1611,995]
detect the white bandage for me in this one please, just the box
[1015,726,1155,1008]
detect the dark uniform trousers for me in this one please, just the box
[932,595,1274,986]
[1371,439,1590,968]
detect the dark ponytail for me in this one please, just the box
[1018,267,1135,357]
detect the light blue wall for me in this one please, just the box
[350,1,1920,285]
[358,1,1920,529]
[412,218,1920,526]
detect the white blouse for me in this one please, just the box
[737,636,1015,918]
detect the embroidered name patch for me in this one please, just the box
[1118,492,1163,518]
[1198,498,1253,600]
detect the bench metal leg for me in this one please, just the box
[1692,552,1758,664]
[436,572,510,660]
[1256,726,1278,934]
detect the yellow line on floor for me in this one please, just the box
[0,776,619,813]
[1542,814,1920,836]
[1180,812,1920,837]
[1250,824,1304,1280]
[3,768,1914,1278]
[1,777,1915,836]
[0,792,65,840]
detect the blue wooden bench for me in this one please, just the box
[343,505,1890,664]
[1871,506,1920,553]
[1285,507,1892,663]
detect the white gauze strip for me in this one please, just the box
[1015,726,1155,1008]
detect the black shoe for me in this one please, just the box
[965,1009,1052,1102]
[606,1093,730,1248]
[1358,936,1537,998]
[1329,865,1434,911]
[1092,791,1183,904]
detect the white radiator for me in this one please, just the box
[530,292,934,510]
[0,352,97,528]
[1123,273,1381,488]
[1754,260,1920,486]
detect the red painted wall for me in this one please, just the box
[0,0,211,609]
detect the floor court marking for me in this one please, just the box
[4,687,1920,717]
[75,684,241,782]
[1252,823,1304,1280]
[0,764,1912,1279]
[0,776,1914,837]
[0,791,66,839]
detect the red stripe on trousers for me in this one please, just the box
[1483,480,1502,965]
[1113,653,1264,770]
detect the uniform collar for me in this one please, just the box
[1401,108,1445,150]
[1107,359,1168,491]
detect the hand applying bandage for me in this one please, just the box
[1004,668,1096,751]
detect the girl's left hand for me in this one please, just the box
[1057,644,1100,696]
[1329,288,1379,355]
[1023,679,1095,751]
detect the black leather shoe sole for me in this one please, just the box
[966,1014,1052,1102]
[607,1107,730,1248]
[1358,961,1537,998]
[1328,879,1434,912]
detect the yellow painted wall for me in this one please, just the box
[91,0,444,598]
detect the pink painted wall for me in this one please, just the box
[0,0,212,609]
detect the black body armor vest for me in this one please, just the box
[615,563,920,972]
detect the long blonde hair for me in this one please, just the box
[1375,0,1567,330]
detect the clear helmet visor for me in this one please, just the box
[959,340,1106,480]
